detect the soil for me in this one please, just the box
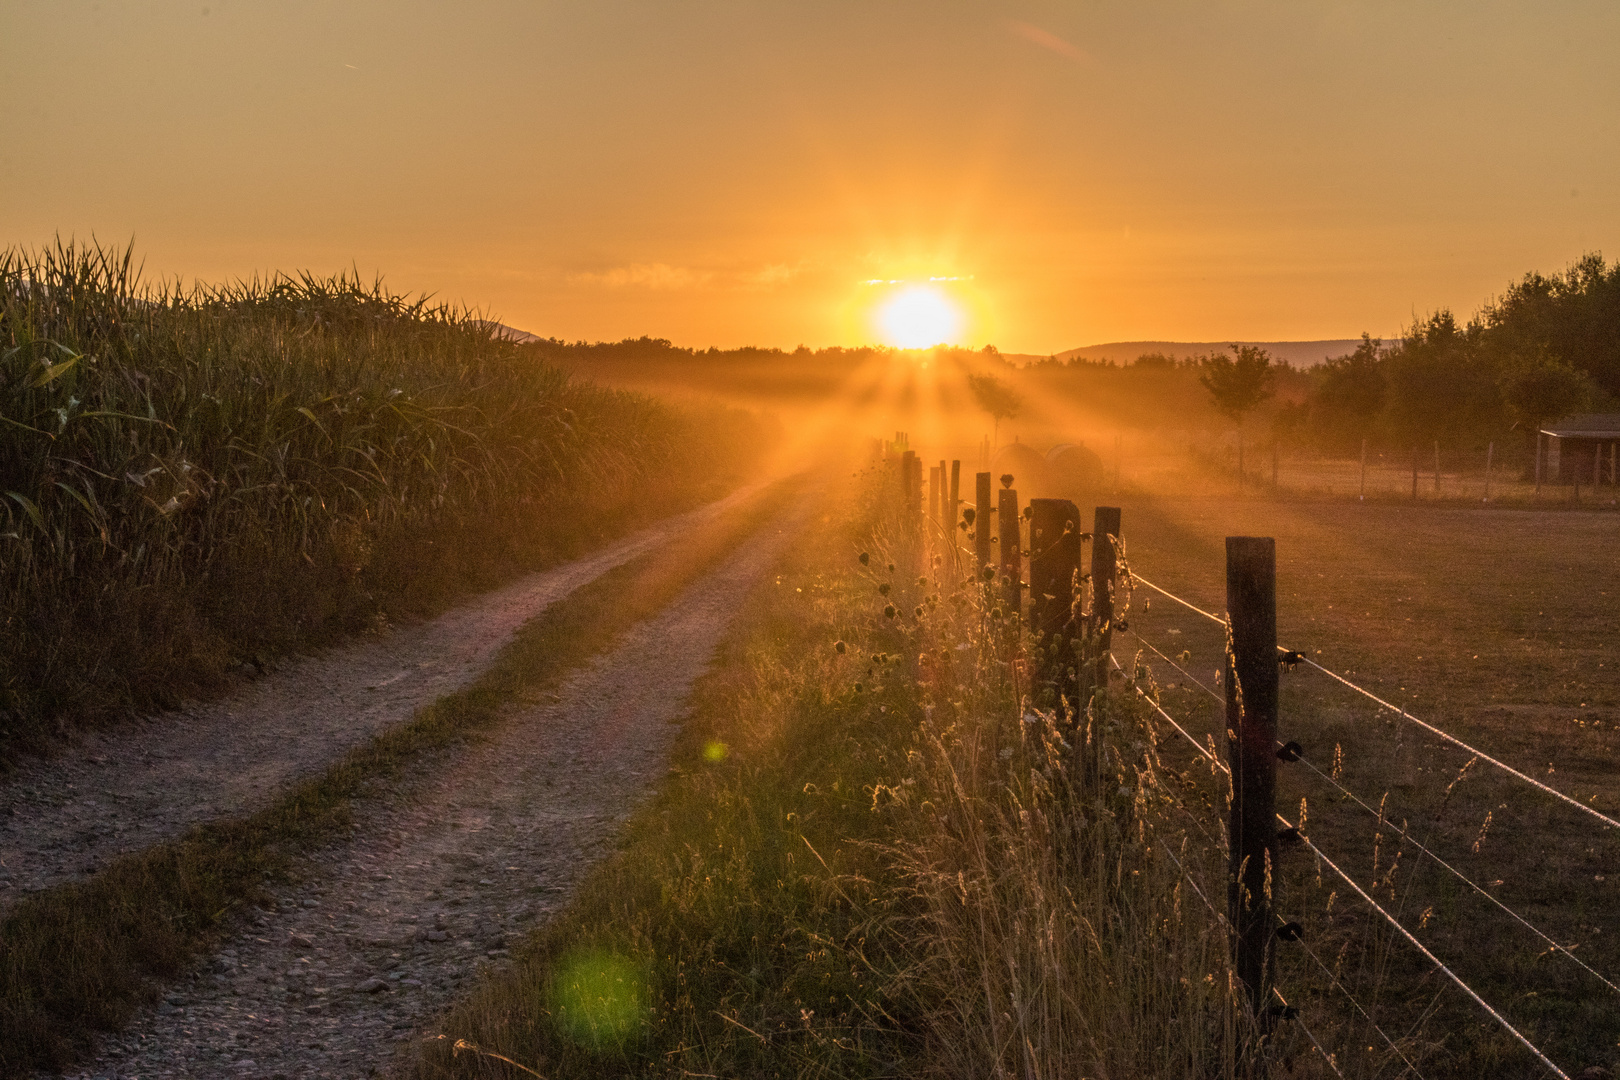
[0,483,765,910]
[56,492,807,1079]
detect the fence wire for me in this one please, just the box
[1124,570,1619,832]
[1277,810,1573,1080]
[1125,625,1620,998]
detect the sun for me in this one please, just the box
[876,284,963,348]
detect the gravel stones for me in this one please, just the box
[58,494,806,1079]
[0,483,767,912]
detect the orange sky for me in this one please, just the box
[5,1,1619,353]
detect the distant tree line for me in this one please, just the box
[1281,253,1620,457]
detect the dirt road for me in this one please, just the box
[58,492,808,1079]
[0,483,766,910]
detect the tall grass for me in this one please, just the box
[0,240,766,753]
[412,462,1274,1079]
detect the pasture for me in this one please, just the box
[1119,491,1620,1076]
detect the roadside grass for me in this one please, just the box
[1118,494,1620,1077]
[412,468,1270,1080]
[0,478,799,1076]
[0,240,769,758]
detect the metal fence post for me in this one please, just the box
[1226,536,1279,1013]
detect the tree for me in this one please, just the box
[1308,333,1386,451]
[1198,345,1276,486]
[967,373,1022,447]
[1198,344,1277,424]
[1503,346,1598,436]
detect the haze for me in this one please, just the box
[5,1,1619,350]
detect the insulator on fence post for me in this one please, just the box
[1225,535,1279,1014]
[1029,499,1081,721]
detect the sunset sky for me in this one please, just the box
[5,1,1619,353]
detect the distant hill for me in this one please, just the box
[1005,339,1375,368]
[480,320,544,344]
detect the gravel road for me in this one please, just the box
[0,483,765,910]
[57,492,808,1079]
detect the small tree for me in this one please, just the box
[1198,344,1276,486]
[967,373,1022,448]
[1505,346,1597,437]
[1310,333,1386,453]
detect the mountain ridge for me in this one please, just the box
[1005,338,1375,367]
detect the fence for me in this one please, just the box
[878,440,1618,1078]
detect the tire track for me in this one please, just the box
[0,482,767,910]
[61,492,809,1079]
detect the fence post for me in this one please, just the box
[974,472,993,576]
[929,466,941,527]
[998,484,1021,617]
[1029,499,1081,719]
[1484,442,1494,502]
[1089,506,1121,690]
[1226,536,1279,1013]
[901,450,917,520]
[912,454,924,518]
[1535,433,1543,496]
[949,459,961,533]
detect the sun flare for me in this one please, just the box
[876,284,962,348]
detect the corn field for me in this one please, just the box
[0,241,762,752]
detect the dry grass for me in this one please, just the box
[1118,491,1620,1077]
[0,479,797,1076]
[410,460,1289,1080]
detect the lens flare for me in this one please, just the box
[877,285,962,348]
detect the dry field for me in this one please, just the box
[1116,489,1619,1077]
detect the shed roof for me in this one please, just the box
[1541,413,1620,438]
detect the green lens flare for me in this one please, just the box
[551,948,647,1049]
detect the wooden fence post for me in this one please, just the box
[1089,506,1121,690]
[998,485,1021,617]
[974,472,993,576]
[929,466,941,526]
[1484,442,1494,502]
[901,450,917,520]
[949,460,961,533]
[1226,536,1279,1013]
[1536,432,1543,496]
[1029,499,1081,719]
[912,454,924,518]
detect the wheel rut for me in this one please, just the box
[61,493,809,1079]
[0,483,766,910]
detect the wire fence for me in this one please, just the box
[886,453,1614,1078]
[1120,565,1617,1080]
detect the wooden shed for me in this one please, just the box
[1540,413,1620,484]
